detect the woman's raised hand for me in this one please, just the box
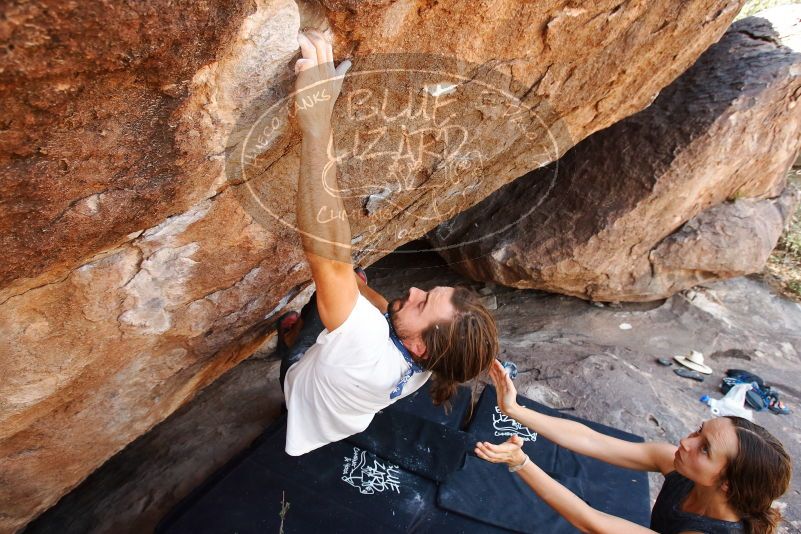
[475,435,526,466]
[490,359,521,416]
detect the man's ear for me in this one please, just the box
[406,337,427,359]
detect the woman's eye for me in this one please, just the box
[702,446,709,455]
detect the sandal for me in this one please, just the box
[674,368,705,382]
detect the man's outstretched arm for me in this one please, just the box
[294,31,355,331]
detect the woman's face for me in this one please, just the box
[674,417,739,488]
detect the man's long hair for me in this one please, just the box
[418,286,498,406]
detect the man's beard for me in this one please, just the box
[387,289,410,336]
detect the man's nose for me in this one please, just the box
[679,437,691,452]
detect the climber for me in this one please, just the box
[475,360,792,534]
[277,30,499,456]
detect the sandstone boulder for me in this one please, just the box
[430,11,801,302]
[0,0,744,529]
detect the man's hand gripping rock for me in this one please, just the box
[294,30,352,138]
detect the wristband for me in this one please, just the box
[508,454,529,473]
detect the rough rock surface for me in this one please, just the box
[0,0,745,530]
[24,248,801,533]
[429,11,801,302]
[649,190,800,292]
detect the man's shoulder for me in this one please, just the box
[308,295,393,367]
[356,293,389,321]
[327,294,389,340]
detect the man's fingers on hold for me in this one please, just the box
[298,33,317,61]
[307,28,328,41]
[306,31,329,65]
[335,59,351,77]
[294,58,314,74]
[308,28,332,49]
[333,59,351,92]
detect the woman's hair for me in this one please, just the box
[723,416,792,534]
[419,286,499,406]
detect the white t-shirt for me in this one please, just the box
[284,294,432,456]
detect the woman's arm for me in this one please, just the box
[489,360,676,474]
[475,436,657,534]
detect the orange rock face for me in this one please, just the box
[430,11,801,302]
[1,0,742,529]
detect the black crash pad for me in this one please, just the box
[386,382,473,429]
[348,408,474,482]
[159,418,434,533]
[158,383,472,533]
[436,386,651,533]
[158,384,650,534]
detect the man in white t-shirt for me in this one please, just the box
[281,30,499,456]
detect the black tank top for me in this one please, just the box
[650,471,745,534]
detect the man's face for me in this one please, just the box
[388,286,456,357]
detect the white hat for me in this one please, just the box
[674,350,713,375]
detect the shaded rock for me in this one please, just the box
[430,11,801,302]
[0,0,745,529]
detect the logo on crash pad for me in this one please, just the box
[492,406,537,441]
[341,446,402,495]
